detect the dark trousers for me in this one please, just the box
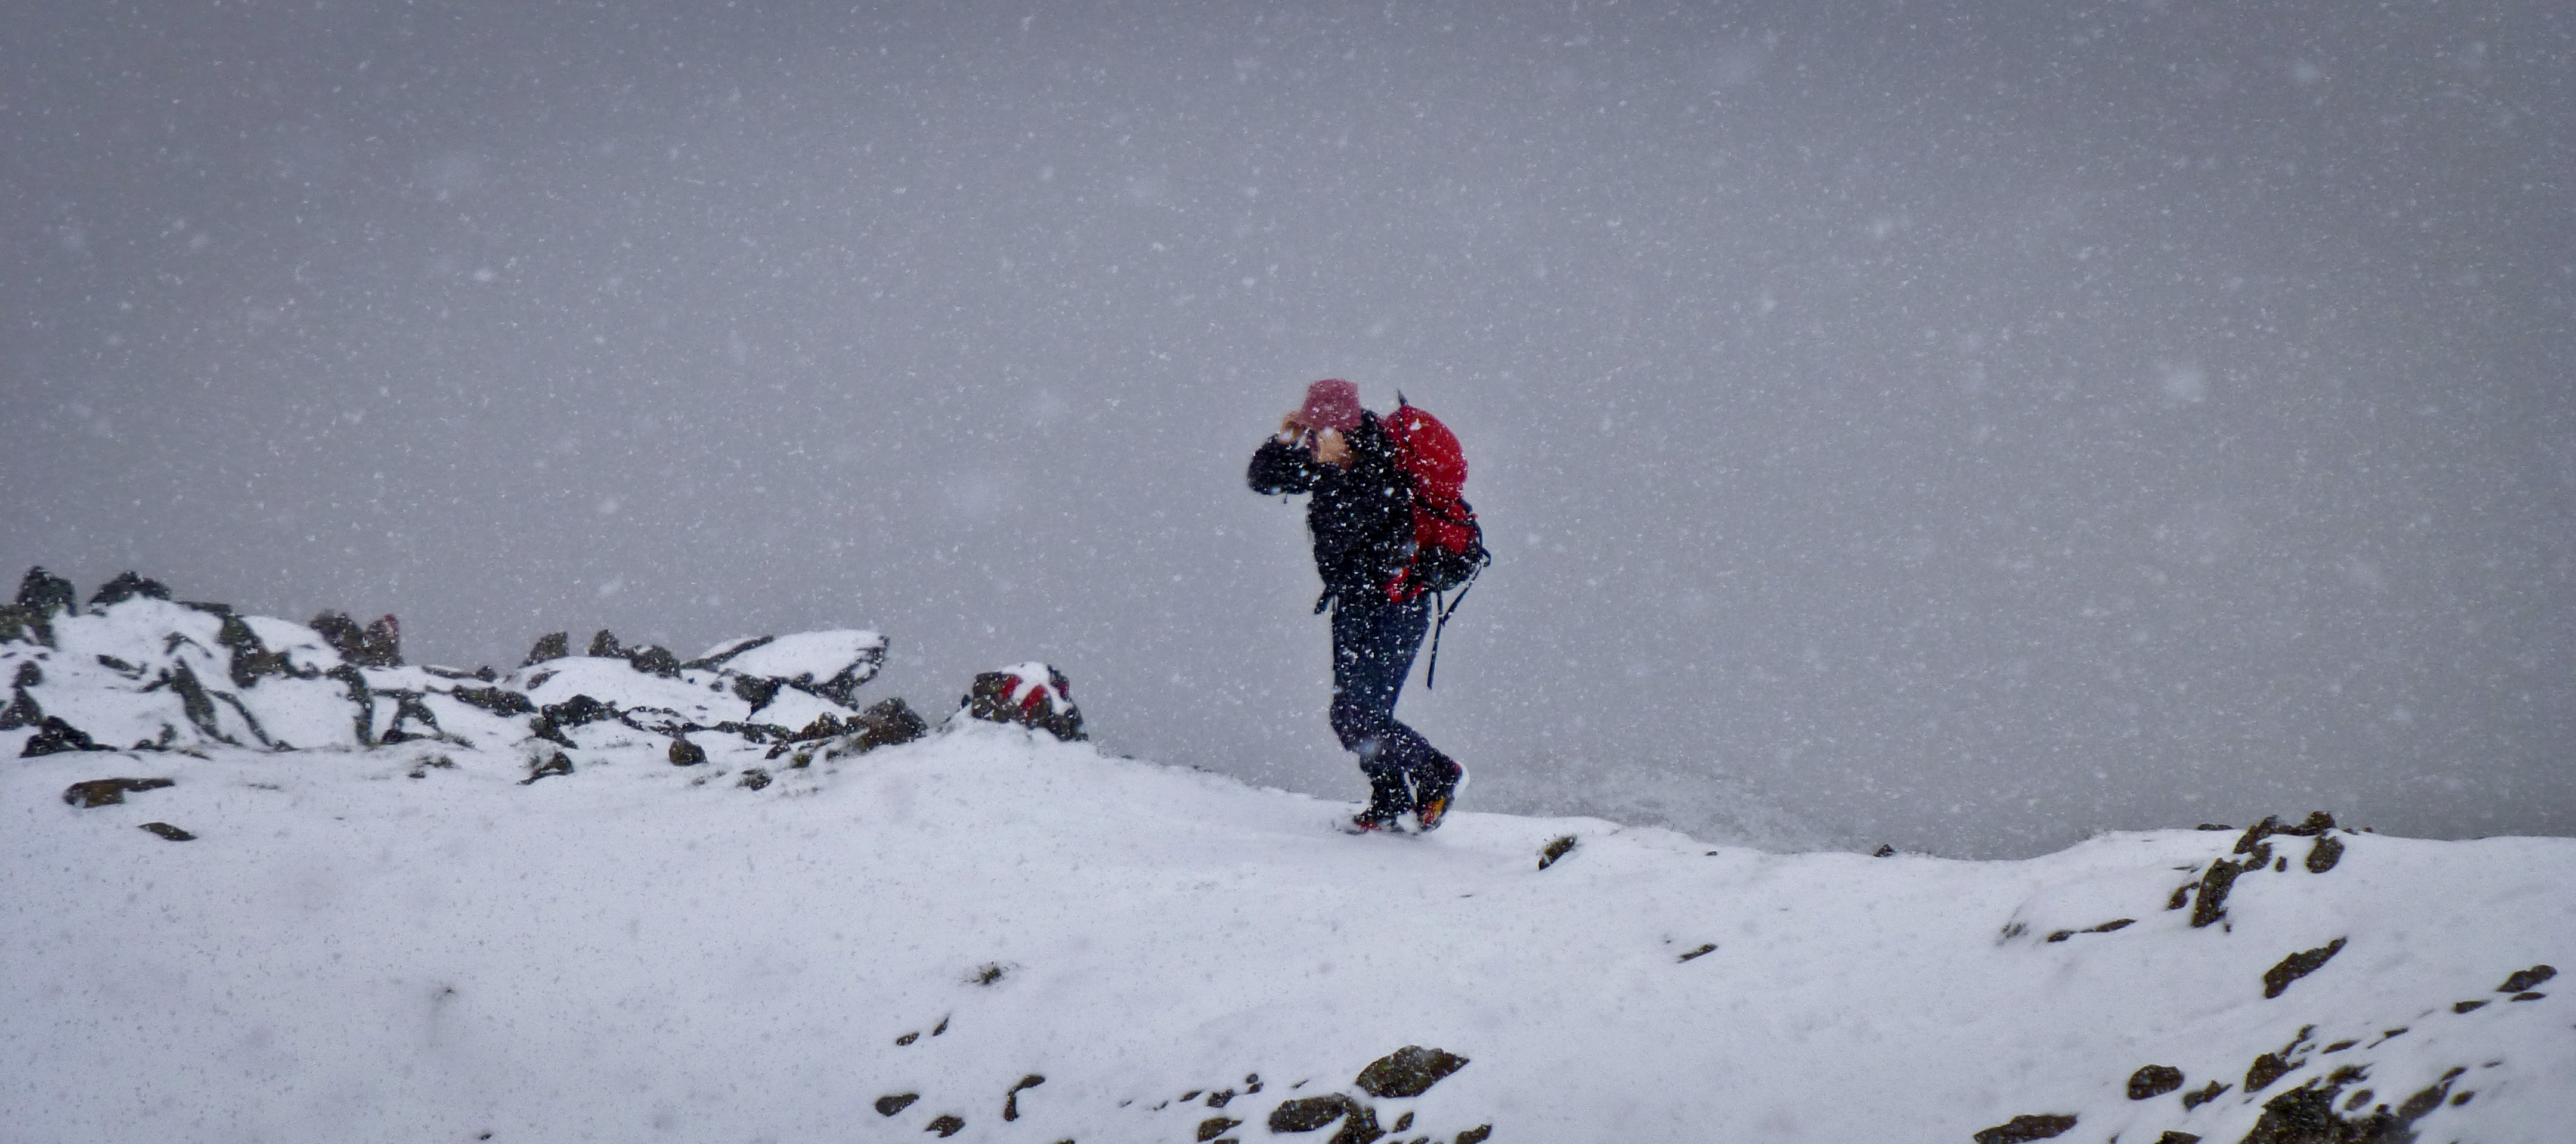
[1329,593,1458,815]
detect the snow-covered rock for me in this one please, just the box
[692,630,888,708]
[957,661,1085,740]
[0,571,900,766]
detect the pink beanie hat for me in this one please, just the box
[1299,379,1363,432]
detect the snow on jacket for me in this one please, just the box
[1247,411,1415,610]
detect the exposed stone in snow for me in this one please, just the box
[958,662,1083,740]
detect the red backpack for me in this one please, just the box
[1383,398,1492,682]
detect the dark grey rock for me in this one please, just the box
[2236,812,2335,854]
[16,566,77,615]
[1327,1104,1383,1144]
[2245,1026,2317,1093]
[451,686,537,717]
[88,571,171,608]
[2303,834,2343,873]
[791,712,846,742]
[1002,1075,1045,1121]
[925,1113,964,1137]
[541,695,615,729]
[627,644,679,677]
[2188,857,2244,928]
[24,715,104,756]
[1357,1047,1468,1099]
[2263,938,2347,999]
[138,821,196,841]
[587,630,623,658]
[732,674,781,714]
[1198,1117,1243,1140]
[1538,835,1578,870]
[151,660,233,743]
[327,664,374,746]
[524,632,570,666]
[2498,965,2556,993]
[2237,1065,2463,1144]
[1268,1095,1359,1133]
[875,1094,919,1117]
[216,613,294,687]
[311,610,367,661]
[1,671,44,731]
[2181,1081,2230,1110]
[520,752,573,785]
[682,635,774,671]
[1971,1113,2077,1144]
[2128,1065,2185,1100]
[379,692,442,744]
[0,604,54,646]
[62,777,175,807]
[668,738,706,766]
[850,697,928,751]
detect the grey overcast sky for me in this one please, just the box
[7,1,2571,857]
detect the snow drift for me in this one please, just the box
[3,571,2571,1143]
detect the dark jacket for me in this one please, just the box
[1249,412,1414,610]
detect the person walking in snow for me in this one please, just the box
[1250,379,1467,833]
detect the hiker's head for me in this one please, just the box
[1310,426,1352,468]
[1298,379,1363,433]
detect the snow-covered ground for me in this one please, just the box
[4,588,2572,1142]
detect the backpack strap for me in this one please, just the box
[1420,561,1484,690]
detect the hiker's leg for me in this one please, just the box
[1329,597,1407,762]
[1334,597,1450,796]
[1330,600,1413,819]
[1372,600,1462,801]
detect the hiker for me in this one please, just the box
[1249,379,1469,833]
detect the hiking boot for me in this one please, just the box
[1411,759,1467,832]
[1412,795,1451,832]
[1343,808,1404,835]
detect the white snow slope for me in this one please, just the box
[4,616,2572,1143]
[7,729,2572,1143]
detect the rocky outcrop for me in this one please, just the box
[312,610,404,668]
[956,662,1084,741]
[0,569,914,772]
[1355,1046,1469,1099]
[1252,1047,1476,1143]
[18,566,78,615]
[2175,813,2349,929]
[88,571,171,608]
[523,632,569,666]
[1984,819,2537,1144]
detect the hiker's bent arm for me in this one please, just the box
[1249,438,1320,495]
